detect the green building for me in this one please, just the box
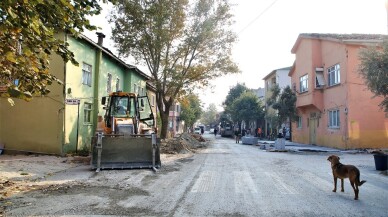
[0,32,151,155]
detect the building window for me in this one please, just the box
[169,120,173,128]
[107,73,112,93]
[84,103,93,124]
[271,77,276,86]
[151,94,156,106]
[328,64,340,86]
[133,84,137,93]
[328,109,340,128]
[315,68,325,88]
[116,78,120,91]
[297,116,302,128]
[300,74,308,93]
[82,63,92,86]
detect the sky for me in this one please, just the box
[84,0,387,111]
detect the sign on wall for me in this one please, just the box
[65,99,80,105]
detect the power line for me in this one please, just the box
[238,0,280,35]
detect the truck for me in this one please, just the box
[91,91,161,171]
[219,121,234,137]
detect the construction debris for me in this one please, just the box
[160,133,207,154]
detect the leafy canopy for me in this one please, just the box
[179,93,202,128]
[110,0,239,138]
[200,103,218,127]
[267,84,297,128]
[0,0,113,100]
[223,83,249,114]
[230,91,264,125]
[359,39,388,111]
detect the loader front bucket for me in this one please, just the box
[91,134,161,171]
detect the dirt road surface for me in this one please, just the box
[1,133,388,216]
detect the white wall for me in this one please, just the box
[276,69,291,89]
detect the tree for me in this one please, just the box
[223,83,249,114]
[359,39,388,111]
[179,93,202,130]
[267,84,297,138]
[200,103,218,127]
[230,91,264,129]
[0,0,114,101]
[110,0,239,139]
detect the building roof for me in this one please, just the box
[291,33,387,53]
[146,82,157,92]
[262,66,292,80]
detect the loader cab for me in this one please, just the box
[102,92,155,135]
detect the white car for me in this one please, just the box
[194,127,201,134]
[209,128,214,133]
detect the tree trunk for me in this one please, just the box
[159,109,170,139]
[156,94,173,139]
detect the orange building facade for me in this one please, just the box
[289,33,388,149]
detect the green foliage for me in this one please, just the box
[264,112,278,131]
[110,0,239,138]
[230,91,264,125]
[223,83,249,115]
[200,103,218,126]
[219,112,231,123]
[0,0,114,100]
[267,84,297,128]
[359,39,388,111]
[179,94,202,129]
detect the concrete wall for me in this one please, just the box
[63,36,97,153]
[291,37,388,149]
[0,33,66,154]
[276,69,291,89]
[0,33,150,155]
[345,44,388,149]
[64,36,148,153]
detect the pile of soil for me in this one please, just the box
[190,134,206,142]
[160,133,206,154]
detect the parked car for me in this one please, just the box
[285,128,290,140]
[194,127,201,134]
[209,128,214,133]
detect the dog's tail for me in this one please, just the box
[356,173,366,186]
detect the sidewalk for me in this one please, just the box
[257,139,365,153]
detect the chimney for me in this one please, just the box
[96,32,105,46]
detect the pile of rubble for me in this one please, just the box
[160,133,207,154]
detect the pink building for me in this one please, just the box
[289,33,388,149]
[168,102,183,137]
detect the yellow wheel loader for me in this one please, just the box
[91,91,161,171]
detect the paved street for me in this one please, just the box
[154,134,388,217]
[2,133,388,216]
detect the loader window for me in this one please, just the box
[138,96,154,127]
[110,96,135,118]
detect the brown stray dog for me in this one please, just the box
[327,155,366,200]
